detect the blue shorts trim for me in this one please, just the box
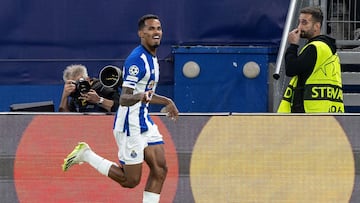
[148,141,164,146]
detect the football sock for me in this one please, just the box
[83,149,117,176]
[143,191,160,203]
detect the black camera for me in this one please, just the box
[73,78,91,95]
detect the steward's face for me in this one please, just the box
[297,13,319,39]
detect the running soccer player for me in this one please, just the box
[62,14,179,203]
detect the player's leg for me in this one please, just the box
[108,129,147,188]
[142,144,167,203]
[62,142,117,176]
[142,123,168,203]
[62,141,144,188]
[108,163,143,188]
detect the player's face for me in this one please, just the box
[297,13,318,39]
[139,19,162,51]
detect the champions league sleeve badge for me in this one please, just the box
[129,65,140,76]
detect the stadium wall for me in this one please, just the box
[1,113,360,203]
[0,0,289,112]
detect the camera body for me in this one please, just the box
[72,78,91,96]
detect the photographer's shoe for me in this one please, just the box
[62,142,90,171]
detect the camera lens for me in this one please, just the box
[76,78,91,93]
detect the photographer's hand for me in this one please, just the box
[63,80,76,97]
[82,89,114,112]
[59,80,76,112]
[81,90,100,104]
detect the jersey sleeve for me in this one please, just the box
[122,57,146,89]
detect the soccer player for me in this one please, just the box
[62,14,179,203]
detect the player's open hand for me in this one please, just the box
[164,100,179,121]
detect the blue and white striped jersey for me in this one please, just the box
[113,45,160,135]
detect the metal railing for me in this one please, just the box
[326,0,360,41]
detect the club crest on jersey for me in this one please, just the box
[129,65,139,76]
[130,150,137,158]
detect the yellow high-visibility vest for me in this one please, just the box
[277,41,344,113]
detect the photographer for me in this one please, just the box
[59,64,120,113]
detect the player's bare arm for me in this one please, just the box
[119,87,153,106]
[151,94,179,120]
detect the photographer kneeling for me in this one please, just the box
[59,64,120,113]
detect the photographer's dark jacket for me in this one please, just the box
[69,78,120,112]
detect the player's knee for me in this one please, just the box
[154,165,168,182]
[121,182,138,188]
[120,176,141,188]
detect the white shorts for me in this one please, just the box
[113,124,163,165]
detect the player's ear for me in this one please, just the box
[138,30,143,38]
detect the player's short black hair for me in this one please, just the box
[138,14,160,30]
[300,6,324,27]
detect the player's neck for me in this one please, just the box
[141,44,157,57]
